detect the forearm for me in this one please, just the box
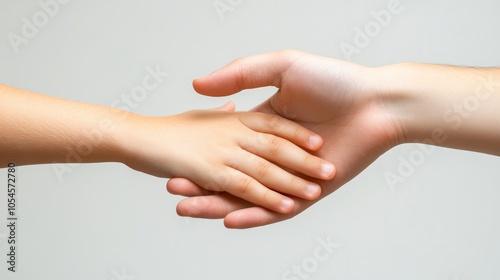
[379,64,500,155]
[0,84,129,166]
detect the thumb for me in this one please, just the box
[193,50,301,96]
[212,101,236,112]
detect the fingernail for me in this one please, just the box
[321,163,335,177]
[281,198,294,211]
[306,184,321,198]
[309,135,322,148]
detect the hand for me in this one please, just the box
[122,101,336,214]
[167,50,403,227]
[0,84,333,213]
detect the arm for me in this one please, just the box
[167,50,500,228]
[0,83,336,213]
[381,63,500,154]
[0,84,125,166]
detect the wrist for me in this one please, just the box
[375,63,442,145]
[356,64,411,150]
[105,109,146,166]
[111,111,178,177]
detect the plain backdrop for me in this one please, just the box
[1,0,500,279]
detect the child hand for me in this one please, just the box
[120,104,335,214]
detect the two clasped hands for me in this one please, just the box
[2,50,499,229]
[167,50,401,228]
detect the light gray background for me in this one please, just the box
[1,0,500,279]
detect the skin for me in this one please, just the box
[0,83,336,213]
[167,50,500,229]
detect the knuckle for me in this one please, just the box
[234,68,245,91]
[278,49,303,66]
[261,188,273,205]
[214,168,232,191]
[292,126,303,142]
[265,114,284,131]
[236,176,253,195]
[267,136,286,156]
[286,175,302,191]
[240,137,253,151]
[256,159,272,177]
[279,49,299,58]
[302,153,319,169]
[227,60,247,91]
[253,132,268,146]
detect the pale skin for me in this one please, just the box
[0,83,337,213]
[167,50,500,228]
